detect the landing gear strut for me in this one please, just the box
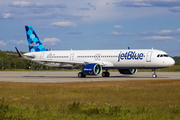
[78,72,86,78]
[102,70,110,77]
[152,69,157,78]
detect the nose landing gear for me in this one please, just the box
[152,69,157,78]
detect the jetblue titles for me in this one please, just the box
[84,68,92,71]
[118,51,144,62]
[30,42,39,47]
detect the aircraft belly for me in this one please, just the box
[115,60,145,68]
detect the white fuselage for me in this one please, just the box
[23,49,175,69]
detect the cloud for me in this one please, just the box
[148,0,180,7]
[114,0,151,7]
[114,0,180,8]
[77,2,96,10]
[8,40,27,45]
[178,39,180,42]
[111,31,133,36]
[48,21,77,29]
[114,25,123,29]
[9,1,67,8]
[114,0,180,12]
[139,36,175,40]
[87,2,96,10]
[31,8,50,14]
[106,2,110,5]
[0,41,6,46]
[1,13,13,19]
[9,1,31,7]
[42,38,61,46]
[32,11,86,20]
[169,6,180,12]
[140,28,180,36]
[158,30,172,34]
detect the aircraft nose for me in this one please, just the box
[168,58,175,67]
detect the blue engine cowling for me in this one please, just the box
[118,69,137,74]
[82,63,102,75]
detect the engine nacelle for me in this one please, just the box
[82,63,102,75]
[118,69,137,75]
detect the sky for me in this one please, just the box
[0,0,180,56]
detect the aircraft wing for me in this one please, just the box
[32,59,113,67]
[32,59,86,66]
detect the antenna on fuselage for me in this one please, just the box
[128,47,130,50]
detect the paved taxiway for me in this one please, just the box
[0,71,179,83]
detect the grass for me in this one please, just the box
[0,79,180,119]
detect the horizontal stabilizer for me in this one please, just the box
[15,47,22,57]
[23,54,35,58]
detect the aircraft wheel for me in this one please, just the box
[78,72,82,78]
[82,74,86,78]
[152,74,157,78]
[102,72,106,77]
[78,72,86,78]
[102,72,110,77]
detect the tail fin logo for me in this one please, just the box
[25,25,47,52]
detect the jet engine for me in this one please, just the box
[118,69,137,74]
[82,63,102,75]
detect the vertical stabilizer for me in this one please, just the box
[25,25,46,52]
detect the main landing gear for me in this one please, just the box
[102,70,110,77]
[152,69,157,78]
[78,72,86,78]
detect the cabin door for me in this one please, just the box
[146,51,153,62]
[70,53,74,61]
[40,52,45,59]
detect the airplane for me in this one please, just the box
[15,25,175,78]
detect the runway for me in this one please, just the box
[0,71,179,83]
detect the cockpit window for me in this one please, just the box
[164,54,169,57]
[157,54,169,57]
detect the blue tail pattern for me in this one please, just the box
[25,25,46,52]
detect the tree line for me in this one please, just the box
[0,50,49,70]
[0,50,180,70]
